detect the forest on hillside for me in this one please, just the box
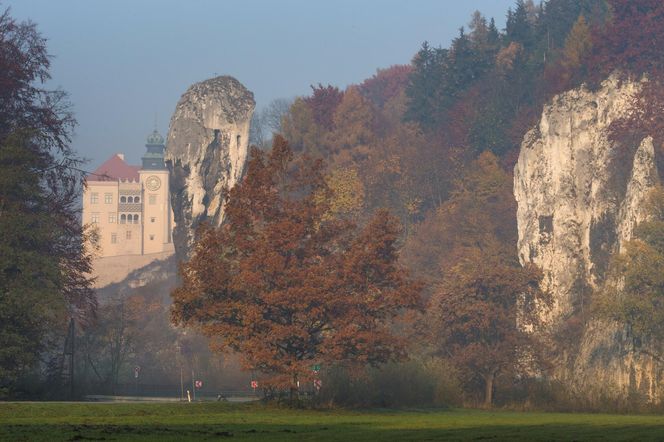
[5,0,664,410]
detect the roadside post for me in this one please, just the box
[134,366,140,396]
[191,370,196,401]
[312,364,321,395]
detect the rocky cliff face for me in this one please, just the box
[514,76,662,400]
[166,76,255,260]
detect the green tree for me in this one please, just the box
[0,9,94,396]
[506,1,534,48]
[404,42,447,129]
[595,187,664,357]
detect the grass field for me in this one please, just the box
[2,402,664,441]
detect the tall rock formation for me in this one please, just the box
[514,75,662,401]
[166,76,255,260]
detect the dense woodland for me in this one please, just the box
[5,0,664,409]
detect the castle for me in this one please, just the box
[83,130,174,270]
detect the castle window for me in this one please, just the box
[91,213,99,224]
[149,195,157,205]
[120,214,126,224]
[150,217,156,223]
[236,134,241,148]
[104,193,112,204]
[133,214,139,224]
[134,196,140,204]
[120,196,127,203]
[126,231,131,240]
[127,196,134,203]
[108,213,116,223]
[111,233,117,244]
[149,234,155,241]
[90,193,99,204]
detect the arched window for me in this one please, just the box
[134,196,140,204]
[133,214,139,224]
[120,214,126,224]
[127,196,134,203]
[120,196,126,203]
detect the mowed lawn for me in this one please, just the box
[2,402,664,441]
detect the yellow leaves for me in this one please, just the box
[495,42,523,74]
[281,98,323,155]
[405,197,423,217]
[316,167,365,221]
[328,87,376,166]
[561,15,592,72]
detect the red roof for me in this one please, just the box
[87,154,140,181]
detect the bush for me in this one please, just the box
[315,358,462,408]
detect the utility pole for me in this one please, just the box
[180,366,184,401]
[191,369,196,401]
[63,318,76,399]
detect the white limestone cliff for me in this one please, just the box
[165,76,255,260]
[514,75,662,400]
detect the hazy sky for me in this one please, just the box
[6,0,515,168]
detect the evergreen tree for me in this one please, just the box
[505,1,533,48]
[487,18,500,47]
[0,8,94,397]
[404,41,447,129]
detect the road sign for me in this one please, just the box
[313,379,322,390]
[195,380,203,389]
[134,366,141,379]
[311,364,321,372]
[251,380,258,389]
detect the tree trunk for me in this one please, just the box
[289,373,299,406]
[483,372,495,409]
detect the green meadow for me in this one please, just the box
[2,402,664,441]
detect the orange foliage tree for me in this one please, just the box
[171,136,421,393]
[414,152,551,407]
[431,256,549,408]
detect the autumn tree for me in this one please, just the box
[410,152,550,407]
[327,86,375,167]
[281,97,323,155]
[590,0,664,81]
[317,167,365,222]
[592,1,664,178]
[404,152,518,285]
[358,65,412,110]
[171,136,421,396]
[0,8,95,396]
[431,255,548,408]
[303,84,344,131]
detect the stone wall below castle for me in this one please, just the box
[91,248,174,289]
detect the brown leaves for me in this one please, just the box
[171,137,421,384]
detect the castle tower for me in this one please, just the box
[139,130,172,255]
